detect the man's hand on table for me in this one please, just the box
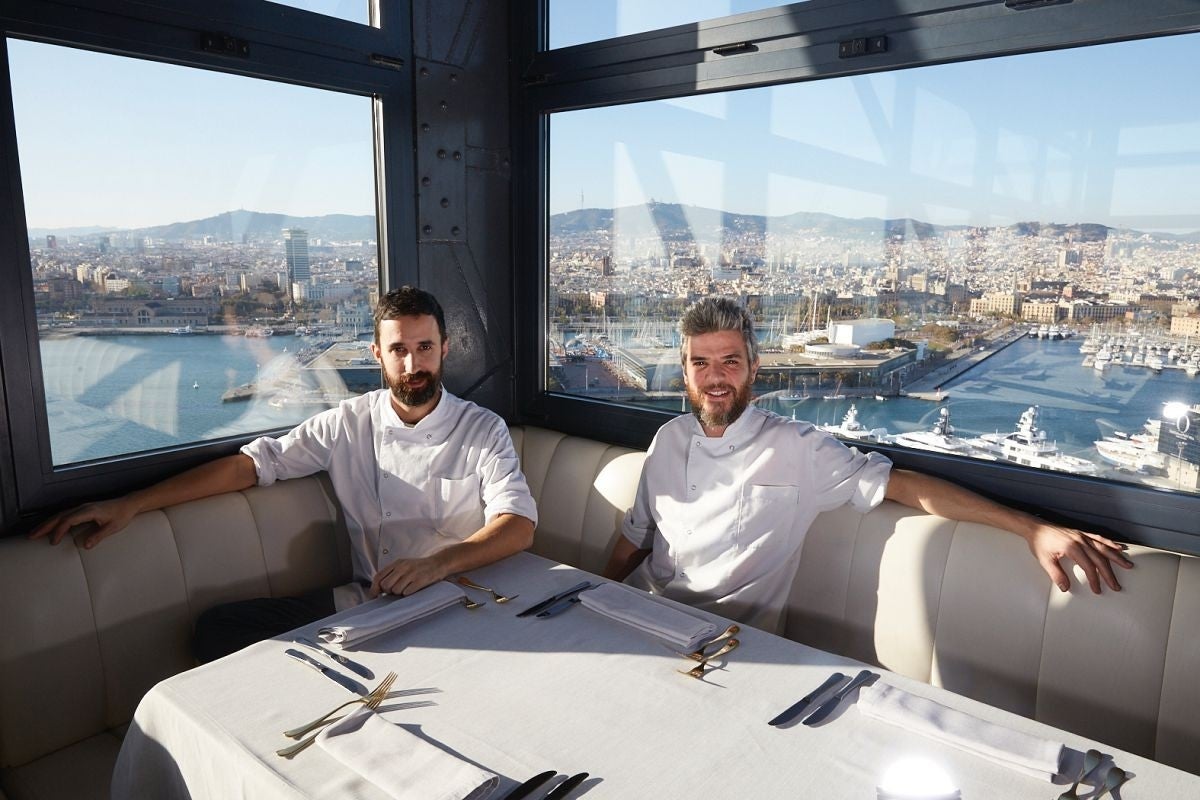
[369,553,449,598]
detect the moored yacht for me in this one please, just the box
[887,407,996,460]
[819,404,888,442]
[966,405,1099,475]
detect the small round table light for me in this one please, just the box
[876,756,961,800]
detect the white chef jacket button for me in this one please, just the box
[385,512,392,518]
[729,445,735,451]
[695,441,701,447]
[382,548,389,555]
[689,484,696,491]
[425,434,432,440]
[686,529,692,536]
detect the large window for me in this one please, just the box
[524,0,1200,550]
[548,1,797,49]
[10,40,380,466]
[0,0,413,520]
[546,32,1200,496]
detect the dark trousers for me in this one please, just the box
[192,587,336,663]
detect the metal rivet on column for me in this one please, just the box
[419,67,430,77]
[440,198,450,208]
[451,226,461,236]
[452,151,462,161]
[440,100,448,110]
[422,225,432,235]
[437,149,447,159]
[421,123,430,132]
[421,176,431,186]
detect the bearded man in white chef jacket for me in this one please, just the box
[32,286,537,662]
[603,296,1132,633]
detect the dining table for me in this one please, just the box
[111,551,1200,799]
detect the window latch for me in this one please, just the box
[713,42,757,57]
[199,32,249,58]
[1005,0,1073,9]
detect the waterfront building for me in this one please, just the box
[283,228,310,300]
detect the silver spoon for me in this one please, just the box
[1057,748,1102,800]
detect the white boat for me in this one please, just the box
[244,326,274,337]
[1048,324,1062,340]
[1187,363,1199,378]
[966,406,1099,475]
[1147,355,1164,373]
[888,407,996,460]
[1094,438,1167,474]
[1093,348,1112,370]
[820,404,888,442]
[1037,324,1049,339]
[170,325,193,335]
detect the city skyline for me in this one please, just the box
[7,22,1200,233]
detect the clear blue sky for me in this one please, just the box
[8,6,1200,232]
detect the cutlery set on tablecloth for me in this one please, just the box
[498,770,590,800]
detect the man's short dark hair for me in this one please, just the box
[374,286,447,342]
[679,296,758,364]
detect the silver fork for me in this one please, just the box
[282,671,397,740]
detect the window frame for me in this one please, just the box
[514,0,1200,555]
[0,0,417,524]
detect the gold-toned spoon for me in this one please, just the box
[1091,766,1129,800]
[679,638,740,678]
[457,575,518,603]
[1057,749,1102,800]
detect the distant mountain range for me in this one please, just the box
[30,210,377,242]
[29,204,1200,245]
[550,203,1200,244]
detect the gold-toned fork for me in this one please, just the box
[460,595,485,610]
[276,679,396,759]
[457,575,518,603]
[282,671,398,740]
[678,638,740,678]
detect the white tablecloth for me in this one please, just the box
[112,552,1200,799]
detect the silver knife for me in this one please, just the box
[536,595,583,618]
[801,669,878,726]
[543,772,589,800]
[284,648,368,696]
[518,581,592,617]
[768,671,849,726]
[293,636,374,680]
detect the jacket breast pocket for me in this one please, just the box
[434,474,484,539]
[735,483,801,558]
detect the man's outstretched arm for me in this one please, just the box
[370,512,535,598]
[885,468,1133,593]
[29,453,259,549]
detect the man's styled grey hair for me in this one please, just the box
[679,296,759,365]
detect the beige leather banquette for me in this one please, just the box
[1,425,1197,799]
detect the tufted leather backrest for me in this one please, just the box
[513,426,1200,776]
[0,474,350,770]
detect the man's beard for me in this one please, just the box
[687,376,753,429]
[386,366,441,407]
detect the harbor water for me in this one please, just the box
[39,333,1199,481]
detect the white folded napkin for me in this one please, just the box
[317,581,467,648]
[857,682,1065,781]
[316,707,497,800]
[578,583,717,650]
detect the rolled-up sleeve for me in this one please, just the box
[239,407,342,486]
[807,429,893,514]
[478,423,538,526]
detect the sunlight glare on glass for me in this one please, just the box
[271,0,369,26]
[876,757,959,800]
[549,0,802,49]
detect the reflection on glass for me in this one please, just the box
[547,34,1200,494]
[270,0,369,26]
[549,0,800,50]
[8,39,380,465]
